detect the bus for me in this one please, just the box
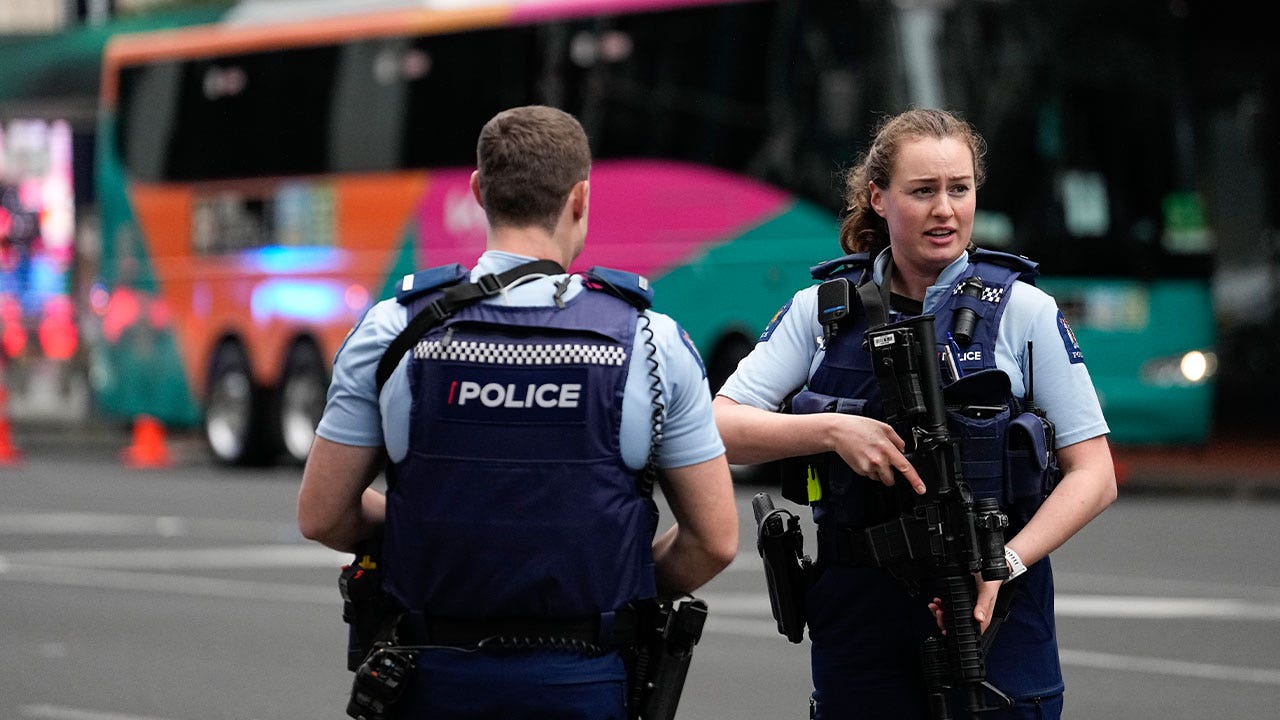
[93,0,1215,466]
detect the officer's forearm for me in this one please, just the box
[651,457,739,595]
[713,395,833,465]
[1007,435,1116,566]
[299,487,384,553]
[652,524,727,595]
[298,437,386,552]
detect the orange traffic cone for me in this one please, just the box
[0,385,21,466]
[121,414,172,469]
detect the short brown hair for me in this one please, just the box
[475,105,592,234]
[838,108,987,255]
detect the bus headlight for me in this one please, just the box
[1141,350,1218,386]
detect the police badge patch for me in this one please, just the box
[758,299,792,343]
[1057,310,1084,364]
[677,324,707,378]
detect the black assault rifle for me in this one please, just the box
[863,314,1012,719]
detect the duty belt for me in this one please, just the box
[817,506,945,568]
[401,606,644,651]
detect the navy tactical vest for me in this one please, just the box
[795,250,1067,701]
[794,249,1057,531]
[381,266,659,622]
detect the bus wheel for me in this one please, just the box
[205,342,271,466]
[278,342,327,466]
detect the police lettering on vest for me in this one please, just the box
[440,367,590,422]
[450,380,582,408]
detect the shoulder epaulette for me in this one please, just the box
[969,249,1040,283]
[810,253,872,280]
[395,264,469,305]
[583,266,653,309]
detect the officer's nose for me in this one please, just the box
[931,194,954,219]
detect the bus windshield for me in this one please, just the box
[949,0,1211,280]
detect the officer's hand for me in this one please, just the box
[928,597,944,633]
[973,578,1001,633]
[831,416,926,495]
[927,577,1001,635]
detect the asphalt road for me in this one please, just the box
[1,449,1278,720]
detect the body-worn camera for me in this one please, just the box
[346,642,419,720]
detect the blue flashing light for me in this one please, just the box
[240,245,345,274]
[251,279,345,323]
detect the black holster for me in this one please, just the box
[340,538,394,671]
[627,596,709,720]
[752,492,812,643]
[339,537,418,720]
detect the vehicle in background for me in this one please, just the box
[940,0,1216,444]
[93,0,1215,465]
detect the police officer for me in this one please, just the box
[713,109,1117,719]
[298,105,738,719]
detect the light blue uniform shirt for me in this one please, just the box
[718,250,1110,448]
[318,250,725,468]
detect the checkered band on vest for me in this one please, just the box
[414,339,628,366]
[950,282,1006,304]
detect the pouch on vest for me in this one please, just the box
[1005,411,1061,526]
[781,390,868,506]
[942,369,1013,505]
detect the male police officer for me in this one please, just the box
[298,105,738,719]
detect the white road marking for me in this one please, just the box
[0,564,332,603]
[0,511,298,541]
[1,544,346,570]
[20,705,180,720]
[5,509,1280,691]
[6,551,1280,624]
[1055,594,1280,620]
[1058,649,1280,686]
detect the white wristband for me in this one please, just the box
[1003,547,1027,584]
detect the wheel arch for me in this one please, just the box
[704,326,758,395]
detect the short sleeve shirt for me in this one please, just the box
[317,251,725,468]
[718,250,1110,448]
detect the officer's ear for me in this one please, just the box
[469,170,485,209]
[869,181,886,218]
[569,180,589,222]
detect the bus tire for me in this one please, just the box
[277,341,328,466]
[205,341,273,466]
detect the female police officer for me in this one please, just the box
[714,108,1116,719]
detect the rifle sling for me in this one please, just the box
[374,259,565,395]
